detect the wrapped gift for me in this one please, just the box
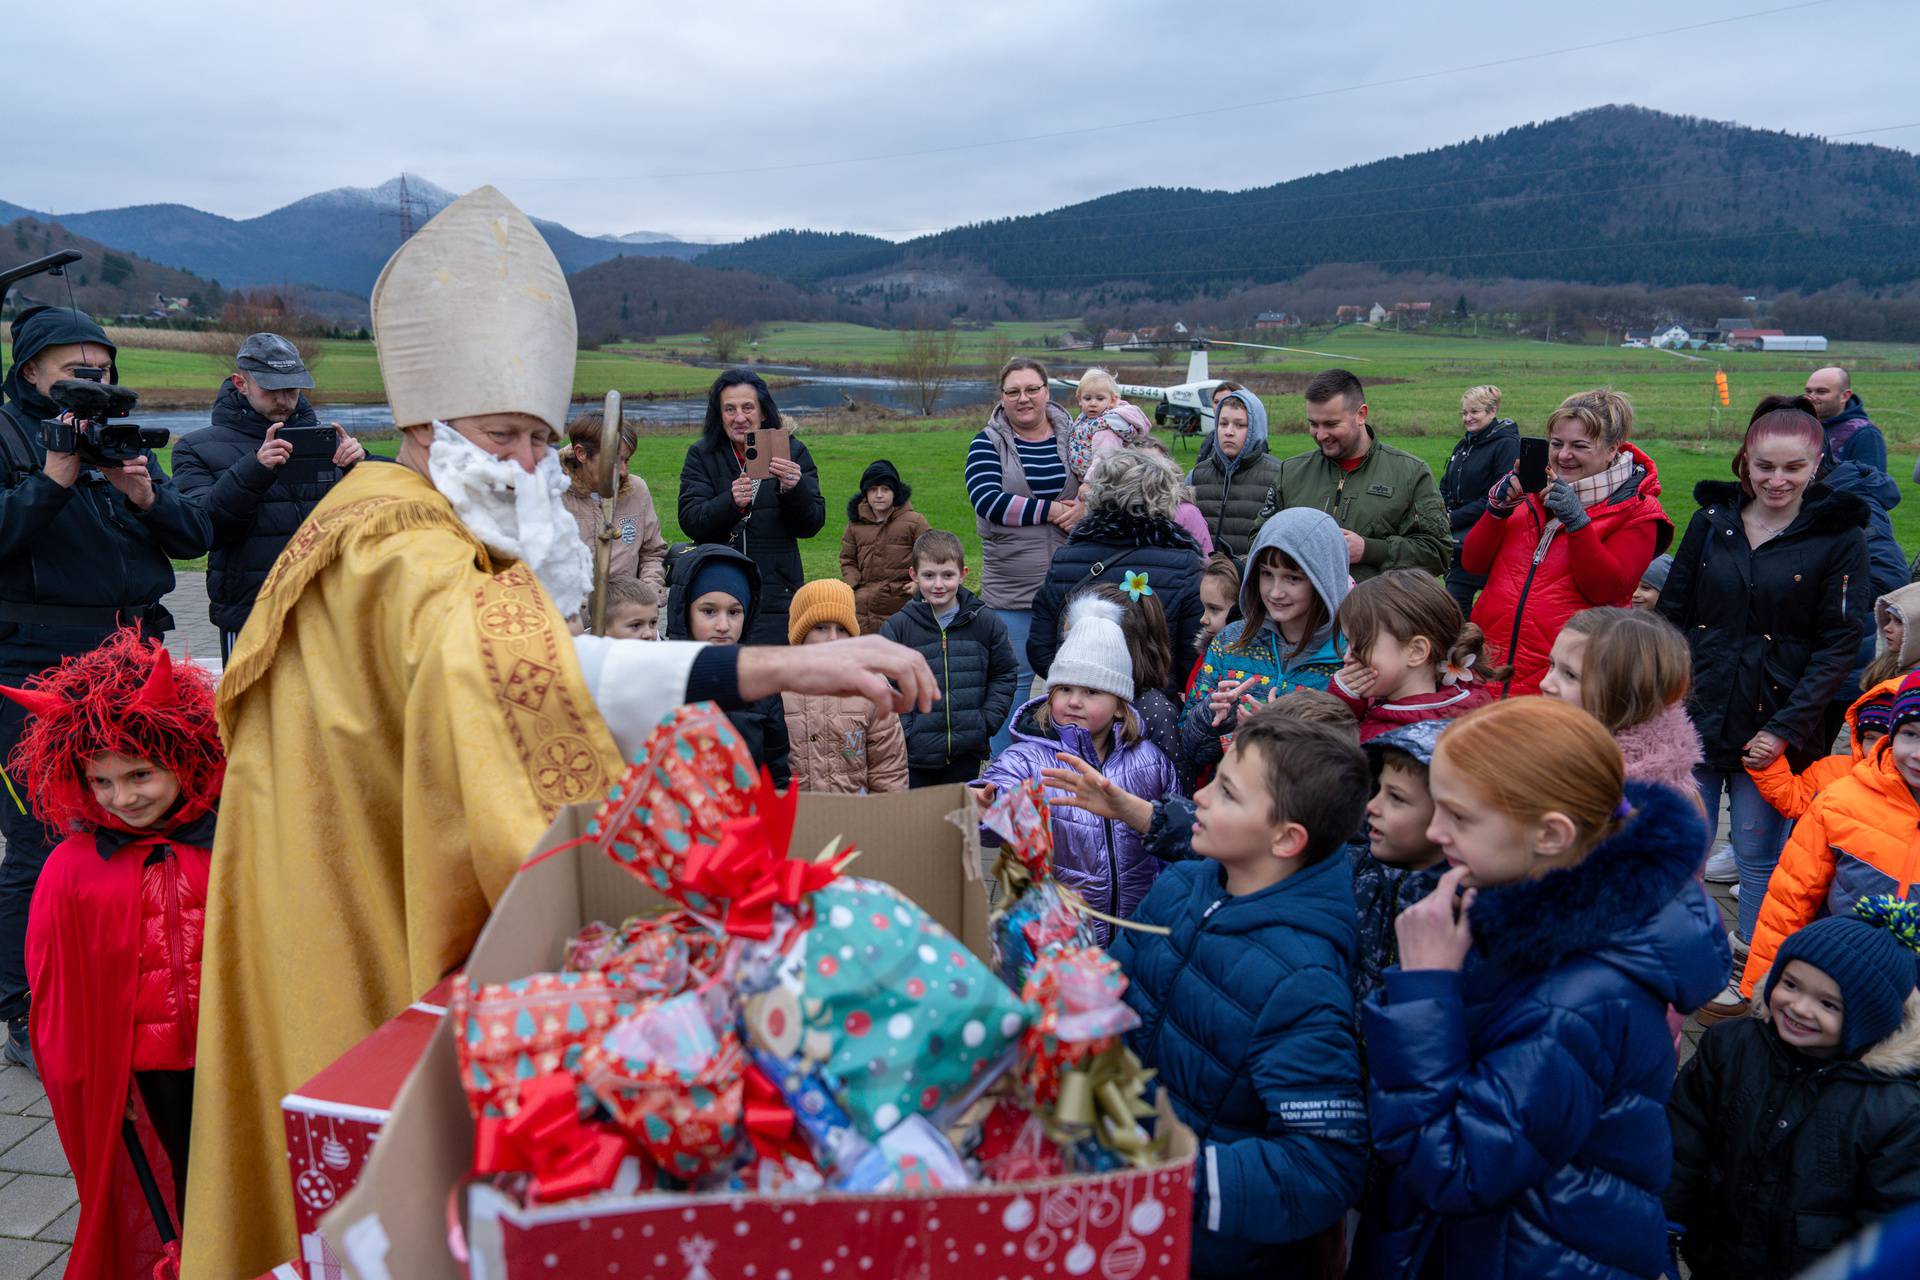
[576,991,746,1182]
[562,911,723,996]
[982,782,1098,990]
[735,876,1031,1136]
[449,970,642,1118]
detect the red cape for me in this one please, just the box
[27,828,209,1280]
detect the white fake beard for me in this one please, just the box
[427,421,594,615]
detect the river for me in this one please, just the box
[140,371,993,438]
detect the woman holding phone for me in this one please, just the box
[678,369,825,644]
[1460,389,1671,696]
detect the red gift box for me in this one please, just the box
[280,976,453,1279]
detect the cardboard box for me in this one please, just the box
[281,976,455,1279]
[321,786,1196,1278]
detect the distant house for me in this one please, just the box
[1623,329,1655,346]
[1172,321,1189,336]
[1727,327,1784,351]
[1756,334,1828,352]
[1335,305,1366,323]
[1101,329,1136,349]
[1368,303,1389,325]
[1056,332,1093,350]
[1255,310,1299,330]
[1651,324,1692,348]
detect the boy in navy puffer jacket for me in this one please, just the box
[1106,708,1371,1278]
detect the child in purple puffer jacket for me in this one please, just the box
[975,603,1179,938]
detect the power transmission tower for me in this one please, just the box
[396,175,418,241]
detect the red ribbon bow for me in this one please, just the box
[742,1065,814,1167]
[680,770,849,940]
[472,1072,629,1202]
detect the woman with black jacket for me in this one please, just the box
[677,370,825,644]
[1658,400,1872,1020]
[1437,385,1520,616]
[1026,448,1205,689]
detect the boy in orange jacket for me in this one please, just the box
[1741,670,1920,998]
[2,630,222,1279]
[1747,679,1897,822]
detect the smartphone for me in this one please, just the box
[1517,436,1550,493]
[284,426,337,461]
[742,426,791,480]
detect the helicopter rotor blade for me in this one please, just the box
[1207,338,1367,362]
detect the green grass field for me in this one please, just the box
[161,420,1911,585]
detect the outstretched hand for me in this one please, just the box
[1040,752,1154,834]
[1393,865,1477,972]
[735,635,938,715]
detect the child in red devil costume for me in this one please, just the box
[2,629,222,1280]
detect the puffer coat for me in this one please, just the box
[1188,389,1284,559]
[781,691,908,794]
[1353,781,1731,1280]
[1027,507,1205,685]
[1747,677,1900,822]
[878,588,1019,769]
[1465,441,1671,696]
[1657,480,1873,771]
[1666,994,1920,1280]
[977,697,1177,932]
[1112,847,1369,1280]
[1739,738,1920,997]
[838,460,930,637]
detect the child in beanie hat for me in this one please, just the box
[1631,553,1673,610]
[781,579,908,795]
[1740,668,1920,996]
[976,596,1178,936]
[1667,896,1920,1279]
[1,629,222,1276]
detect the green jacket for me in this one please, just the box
[1253,432,1450,579]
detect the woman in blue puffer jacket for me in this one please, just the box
[1353,697,1729,1280]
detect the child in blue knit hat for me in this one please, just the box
[1666,896,1920,1280]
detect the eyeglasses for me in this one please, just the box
[1001,385,1047,400]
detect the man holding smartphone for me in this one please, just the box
[172,332,369,660]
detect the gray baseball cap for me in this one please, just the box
[235,332,315,390]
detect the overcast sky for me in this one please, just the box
[10,0,1914,242]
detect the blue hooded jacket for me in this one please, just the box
[1180,507,1349,769]
[1352,780,1731,1280]
[1113,846,1369,1279]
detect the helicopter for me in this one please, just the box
[1050,337,1366,442]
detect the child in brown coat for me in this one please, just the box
[782,580,909,794]
[839,459,930,636]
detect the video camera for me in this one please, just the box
[40,368,167,469]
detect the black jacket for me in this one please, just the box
[0,308,211,673]
[1439,418,1521,537]
[676,428,825,644]
[1027,509,1205,686]
[170,382,356,632]
[1658,481,1872,771]
[878,587,1017,768]
[1188,438,1282,561]
[664,543,790,785]
[1666,1001,1920,1280]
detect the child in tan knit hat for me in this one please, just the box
[782,580,908,793]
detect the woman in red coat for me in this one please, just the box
[2,630,221,1280]
[1463,389,1672,696]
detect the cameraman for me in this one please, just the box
[172,333,368,659]
[0,305,211,1072]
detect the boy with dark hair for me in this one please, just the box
[1345,719,1448,1001]
[603,577,660,640]
[880,530,1019,787]
[1048,706,1371,1276]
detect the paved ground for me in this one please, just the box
[0,576,1737,1275]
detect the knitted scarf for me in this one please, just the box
[1536,449,1636,559]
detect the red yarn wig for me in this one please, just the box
[0,629,224,833]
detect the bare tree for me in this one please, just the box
[982,330,1017,374]
[896,328,962,416]
[1148,341,1177,369]
[706,318,746,363]
[185,287,331,372]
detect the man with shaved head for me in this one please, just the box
[1803,365,1886,473]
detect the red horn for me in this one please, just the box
[0,685,64,719]
[132,648,177,711]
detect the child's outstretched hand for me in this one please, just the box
[1207,676,1252,727]
[1041,753,1154,834]
[1394,865,1477,972]
[968,781,998,807]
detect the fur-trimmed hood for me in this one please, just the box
[1467,780,1727,1009]
[1614,702,1705,794]
[1874,581,1920,671]
[1689,478,1870,539]
[1753,987,1920,1077]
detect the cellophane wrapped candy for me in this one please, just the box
[451,972,643,1118]
[577,990,746,1182]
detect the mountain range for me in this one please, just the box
[0,175,708,297]
[695,106,1920,296]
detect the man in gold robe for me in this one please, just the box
[182,187,933,1277]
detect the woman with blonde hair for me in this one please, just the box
[1354,697,1727,1280]
[1462,388,1671,695]
[1438,384,1519,615]
[561,409,667,592]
